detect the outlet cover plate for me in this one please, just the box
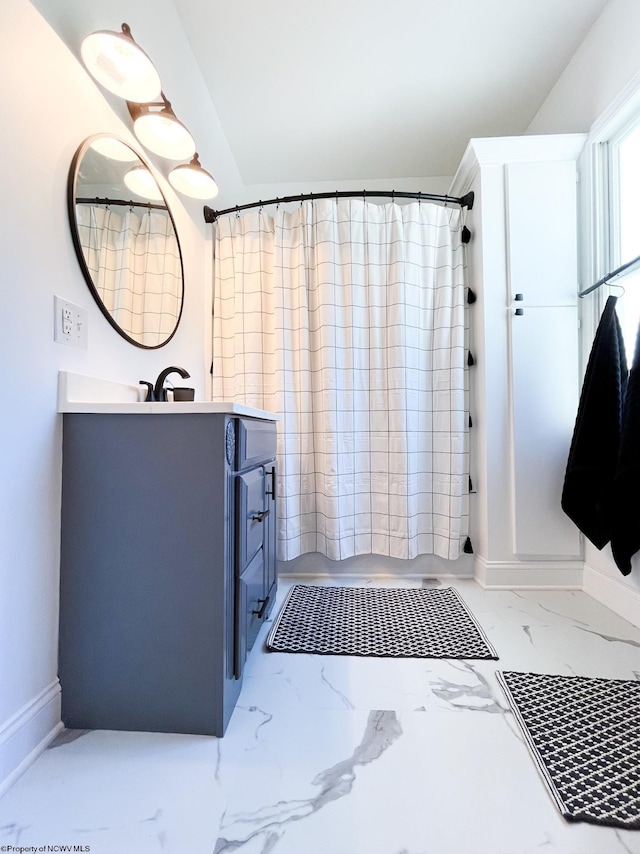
[54,295,88,348]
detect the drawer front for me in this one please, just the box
[235,548,265,677]
[237,418,277,470]
[236,466,267,571]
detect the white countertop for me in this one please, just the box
[60,400,280,419]
[57,372,279,421]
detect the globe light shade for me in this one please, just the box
[169,155,219,200]
[133,109,196,161]
[80,24,162,103]
[124,166,163,201]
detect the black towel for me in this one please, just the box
[561,296,627,548]
[610,319,640,575]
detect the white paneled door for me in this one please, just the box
[508,305,581,558]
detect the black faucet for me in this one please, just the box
[153,366,191,402]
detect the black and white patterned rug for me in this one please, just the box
[266,585,498,659]
[498,671,640,829]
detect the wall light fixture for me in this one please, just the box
[127,97,196,161]
[81,24,161,103]
[81,22,219,200]
[169,154,219,200]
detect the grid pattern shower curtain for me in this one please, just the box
[213,199,469,561]
[76,204,182,347]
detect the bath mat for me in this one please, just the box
[266,585,498,659]
[497,671,640,829]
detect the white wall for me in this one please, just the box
[527,0,640,135]
[526,0,640,618]
[0,0,223,792]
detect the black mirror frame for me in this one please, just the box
[67,134,185,350]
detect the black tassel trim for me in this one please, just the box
[467,351,475,367]
[467,287,477,304]
[463,536,474,554]
[462,226,471,244]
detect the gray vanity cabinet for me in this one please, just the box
[58,412,277,737]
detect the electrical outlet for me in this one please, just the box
[54,295,88,348]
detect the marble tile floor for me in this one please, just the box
[1,576,640,854]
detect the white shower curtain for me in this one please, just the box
[76,204,182,347]
[213,199,468,561]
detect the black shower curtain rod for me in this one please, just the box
[578,253,640,297]
[76,197,168,212]
[203,189,474,223]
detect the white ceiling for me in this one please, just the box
[173,0,609,184]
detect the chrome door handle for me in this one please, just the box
[251,509,270,522]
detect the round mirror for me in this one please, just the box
[67,135,184,348]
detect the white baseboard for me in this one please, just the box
[0,679,62,797]
[583,564,640,629]
[474,557,584,589]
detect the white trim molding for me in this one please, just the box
[474,557,584,590]
[0,679,62,797]
[590,67,640,144]
[583,564,640,629]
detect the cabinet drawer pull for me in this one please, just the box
[251,509,270,522]
[266,465,276,501]
[252,596,270,619]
